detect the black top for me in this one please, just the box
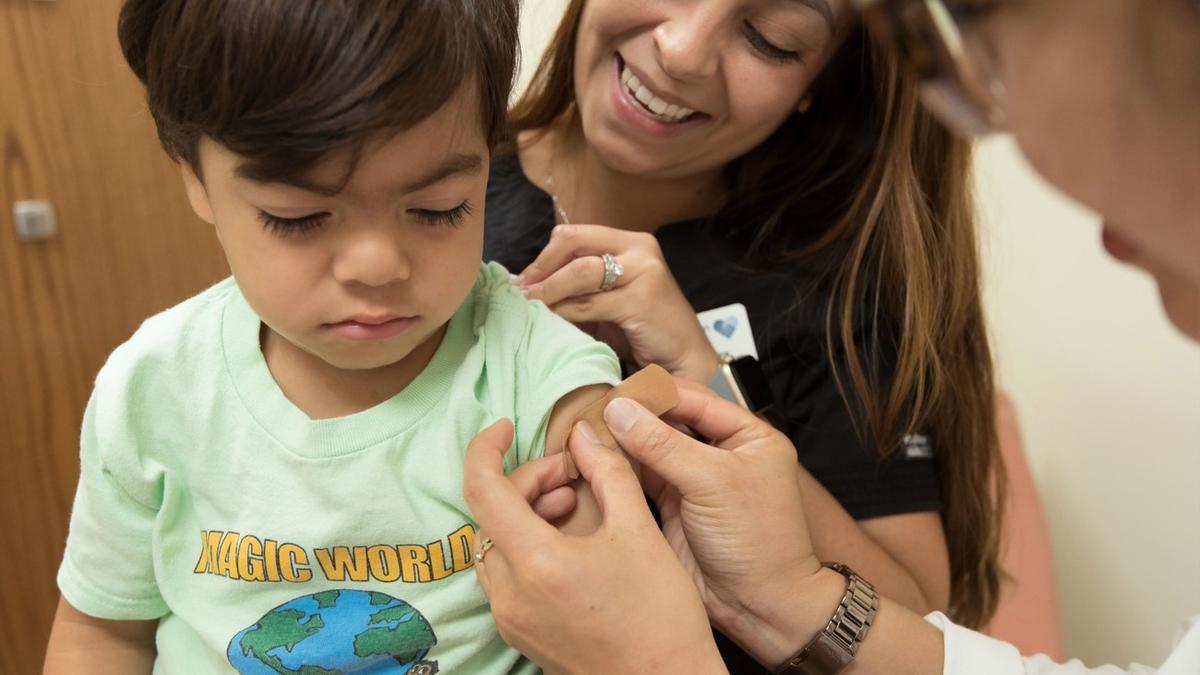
[485,151,941,672]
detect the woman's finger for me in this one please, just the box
[658,380,774,448]
[471,528,516,601]
[548,288,629,325]
[472,529,492,595]
[531,485,579,522]
[602,397,732,495]
[506,453,577,503]
[565,425,660,532]
[463,419,562,549]
[518,224,630,285]
[522,254,610,305]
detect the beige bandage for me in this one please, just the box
[562,364,679,479]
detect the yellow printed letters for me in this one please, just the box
[194,526,476,584]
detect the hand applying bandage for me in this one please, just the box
[561,364,680,479]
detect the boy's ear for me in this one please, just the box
[180,162,216,224]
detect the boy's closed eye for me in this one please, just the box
[255,201,476,238]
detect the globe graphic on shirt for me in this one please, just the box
[227,589,438,674]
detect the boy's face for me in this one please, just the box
[183,91,489,376]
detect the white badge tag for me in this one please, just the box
[697,303,758,359]
[902,434,934,459]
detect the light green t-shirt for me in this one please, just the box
[57,262,620,674]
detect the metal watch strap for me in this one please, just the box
[706,354,743,407]
[706,353,774,413]
[773,563,879,675]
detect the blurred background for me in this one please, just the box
[1,0,1197,672]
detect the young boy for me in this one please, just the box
[43,1,619,673]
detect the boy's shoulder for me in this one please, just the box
[467,261,589,349]
[469,260,527,314]
[464,260,618,379]
[98,277,237,390]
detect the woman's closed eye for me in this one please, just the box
[742,21,805,64]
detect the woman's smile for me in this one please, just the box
[609,53,711,138]
[617,54,702,123]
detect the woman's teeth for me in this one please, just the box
[620,65,696,123]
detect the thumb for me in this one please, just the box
[475,417,515,456]
[567,423,658,530]
[603,398,719,495]
[464,418,558,547]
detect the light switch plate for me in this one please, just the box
[13,200,56,241]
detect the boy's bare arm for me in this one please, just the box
[43,596,157,675]
[542,366,681,534]
[542,384,612,535]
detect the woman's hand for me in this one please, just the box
[463,419,725,675]
[514,224,721,383]
[601,380,839,665]
[464,401,945,673]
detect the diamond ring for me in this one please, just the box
[599,253,624,292]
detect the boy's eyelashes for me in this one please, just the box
[255,200,475,237]
[412,200,474,229]
[256,210,329,237]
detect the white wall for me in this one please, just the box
[976,137,1200,666]
[516,0,569,101]
[516,4,1200,665]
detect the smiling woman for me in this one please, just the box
[485,1,1005,670]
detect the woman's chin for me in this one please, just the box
[583,130,671,176]
[1156,279,1200,342]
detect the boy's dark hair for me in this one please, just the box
[118,0,518,186]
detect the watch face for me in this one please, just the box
[730,355,774,413]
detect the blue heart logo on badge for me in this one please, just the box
[713,316,738,339]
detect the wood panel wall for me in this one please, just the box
[1,2,229,671]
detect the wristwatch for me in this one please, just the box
[774,563,879,675]
[706,353,774,414]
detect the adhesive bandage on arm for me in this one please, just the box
[562,364,679,479]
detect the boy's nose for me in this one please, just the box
[332,230,412,288]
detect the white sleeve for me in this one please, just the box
[925,613,1158,675]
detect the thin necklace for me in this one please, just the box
[545,133,574,225]
[544,172,571,225]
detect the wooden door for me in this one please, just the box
[0,1,229,671]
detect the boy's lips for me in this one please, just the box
[325,314,419,341]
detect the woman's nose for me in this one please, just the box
[653,5,722,81]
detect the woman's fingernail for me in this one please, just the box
[513,274,526,286]
[575,420,600,443]
[604,398,639,434]
[519,285,533,298]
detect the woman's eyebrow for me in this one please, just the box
[786,0,836,31]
